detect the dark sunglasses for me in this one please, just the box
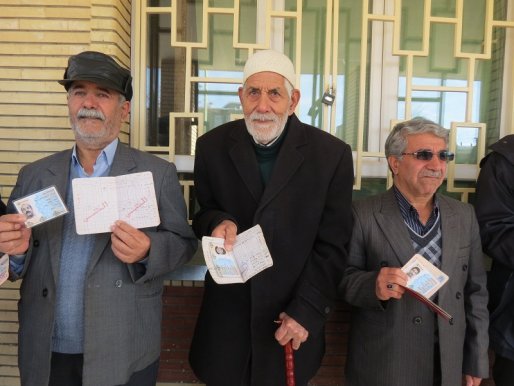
[401,149,455,162]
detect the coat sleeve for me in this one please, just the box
[339,201,387,311]
[285,143,355,334]
[475,151,514,270]
[191,137,238,238]
[462,204,490,378]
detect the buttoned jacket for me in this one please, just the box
[340,189,489,386]
[8,143,197,386]
[189,114,354,385]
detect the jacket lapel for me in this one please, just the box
[228,126,264,203]
[46,150,73,283]
[439,195,459,274]
[257,115,306,212]
[374,189,416,266]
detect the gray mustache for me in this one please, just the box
[421,170,442,178]
[77,108,105,121]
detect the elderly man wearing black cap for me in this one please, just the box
[0,51,197,386]
[188,49,354,385]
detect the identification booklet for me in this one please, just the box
[401,254,453,322]
[201,224,273,284]
[0,254,9,286]
[72,171,160,235]
[13,186,68,228]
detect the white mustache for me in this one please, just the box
[250,112,278,123]
[77,108,105,121]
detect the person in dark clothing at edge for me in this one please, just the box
[475,134,514,386]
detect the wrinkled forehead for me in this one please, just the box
[405,132,447,150]
[246,71,287,86]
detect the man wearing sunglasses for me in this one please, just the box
[340,117,489,386]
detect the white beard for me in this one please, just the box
[245,111,289,144]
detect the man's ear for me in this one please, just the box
[388,155,400,175]
[238,86,244,105]
[288,89,301,115]
[121,101,131,121]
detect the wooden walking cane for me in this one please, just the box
[284,340,295,386]
[275,319,296,386]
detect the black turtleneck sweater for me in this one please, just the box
[251,126,288,185]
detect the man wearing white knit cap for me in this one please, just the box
[189,49,354,385]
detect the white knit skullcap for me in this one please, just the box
[243,49,296,87]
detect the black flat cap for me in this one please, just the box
[58,51,133,101]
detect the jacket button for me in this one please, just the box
[33,240,39,247]
[456,292,462,299]
[413,316,422,325]
[115,280,123,288]
[462,264,468,271]
[42,288,48,297]
[324,306,330,314]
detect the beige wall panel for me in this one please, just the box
[0,58,63,69]
[2,31,92,44]
[0,44,92,55]
[0,81,66,93]
[0,93,65,105]
[90,31,130,52]
[0,129,74,140]
[0,153,54,163]
[17,19,91,31]
[91,20,130,44]
[1,7,91,19]
[0,164,22,173]
[0,117,71,128]
[0,140,74,152]
[1,0,87,5]
[0,104,68,117]
[93,0,131,20]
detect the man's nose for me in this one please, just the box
[255,95,271,112]
[82,93,99,108]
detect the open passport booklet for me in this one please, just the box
[201,224,273,284]
[400,254,453,323]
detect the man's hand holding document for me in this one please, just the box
[202,224,273,284]
[400,254,453,323]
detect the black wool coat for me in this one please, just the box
[189,114,354,386]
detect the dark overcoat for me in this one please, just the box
[189,114,354,385]
[475,134,514,362]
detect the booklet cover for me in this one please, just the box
[0,254,9,286]
[401,254,453,323]
[201,224,273,284]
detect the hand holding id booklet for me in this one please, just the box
[201,224,273,284]
[400,254,453,322]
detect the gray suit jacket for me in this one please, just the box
[340,189,489,386]
[8,143,197,386]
